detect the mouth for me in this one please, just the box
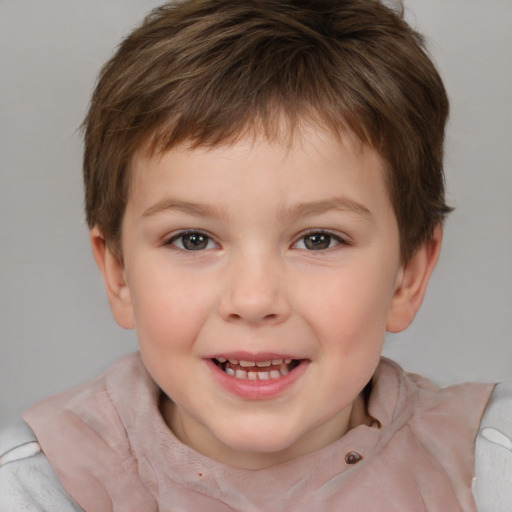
[212,357,301,381]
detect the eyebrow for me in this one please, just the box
[142,196,371,221]
[277,197,372,221]
[142,199,228,219]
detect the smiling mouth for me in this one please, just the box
[212,358,301,381]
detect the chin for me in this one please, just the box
[232,437,292,455]
[216,422,302,457]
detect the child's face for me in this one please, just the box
[104,124,411,468]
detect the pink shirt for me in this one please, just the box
[23,353,492,512]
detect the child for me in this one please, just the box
[1,0,510,510]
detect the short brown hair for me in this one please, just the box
[83,0,450,262]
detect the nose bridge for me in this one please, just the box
[219,245,290,324]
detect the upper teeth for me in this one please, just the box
[225,358,292,367]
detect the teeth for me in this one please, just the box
[218,357,300,380]
[229,370,284,381]
[224,359,290,368]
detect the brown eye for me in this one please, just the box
[303,233,332,250]
[171,232,215,251]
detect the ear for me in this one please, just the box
[89,226,135,329]
[386,225,443,333]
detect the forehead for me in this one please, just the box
[134,120,382,181]
[126,124,394,226]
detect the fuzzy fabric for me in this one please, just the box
[17,353,495,512]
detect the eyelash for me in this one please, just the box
[165,229,349,252]
[292,230,349,251]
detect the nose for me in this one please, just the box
[218,251,291,325]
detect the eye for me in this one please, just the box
[294,231,346,251]
[168,231,217,251]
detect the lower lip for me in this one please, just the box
[206,359,309,400]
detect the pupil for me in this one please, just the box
[183,233,208,250]
[305,233,330,250]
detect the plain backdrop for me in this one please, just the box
[1,0,511,422]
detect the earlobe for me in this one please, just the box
[386,225,443,333]
[89,226,135,329]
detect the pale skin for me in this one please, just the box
[91,123,442,470]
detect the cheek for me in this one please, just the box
[131,274,215,395]
[128,268,215,353]
[301,267,396,349]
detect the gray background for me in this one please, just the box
[1,0,511,422]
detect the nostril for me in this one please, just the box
[228,313,279,323]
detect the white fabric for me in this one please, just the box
[473,382,512,512]
[0,422,83,512]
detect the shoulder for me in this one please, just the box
[473,382,512,512]
[0,421,83,512]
